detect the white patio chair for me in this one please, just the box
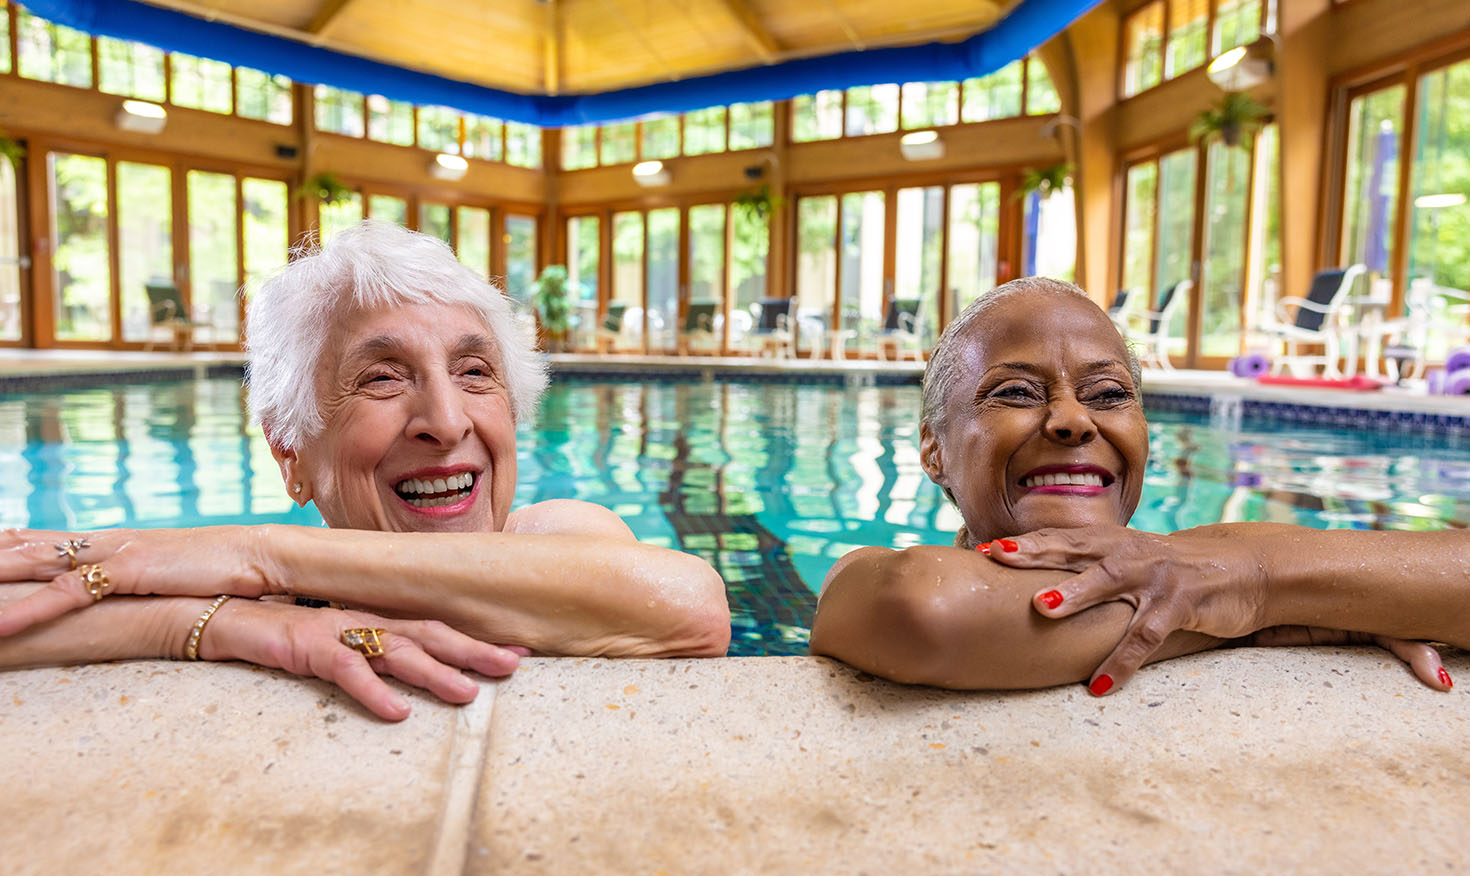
[748,298,795,359]
[1130,280,1191,371]
[1259,264,1365,378]
[875,299,923,362]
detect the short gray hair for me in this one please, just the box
[920,276,1142,438]
[246,219,547,450]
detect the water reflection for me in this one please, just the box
[1,380,1467,655]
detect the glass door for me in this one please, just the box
[646,207,679,354]
[1,148,26,344]
[946,182,1000,322]
[895,186,944,347]
[50,152,111,342]
[187,170,240,342]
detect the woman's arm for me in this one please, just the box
[990,524,1470,690]
[0,583,521,721]
[0,517,731,659]
[809,545,1223,689]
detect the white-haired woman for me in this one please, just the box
[0,221,730,720]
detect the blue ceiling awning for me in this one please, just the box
[23,0,1099,126]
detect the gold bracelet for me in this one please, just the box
[185,595,233,661]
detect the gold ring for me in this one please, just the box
[341,627,387,658]
[78,563,110,601]
[55,538,89,570]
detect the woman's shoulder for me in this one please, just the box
[504,499,636,539]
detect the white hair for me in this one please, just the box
[245,219,547,450]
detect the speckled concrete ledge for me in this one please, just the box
[3,649,1467,874]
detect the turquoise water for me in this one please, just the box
[2,378,1467,655]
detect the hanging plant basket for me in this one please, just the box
[733,184,785,220]
[295,171,354,206]
[1015,163,1073,201]
[1189,92,1269,149]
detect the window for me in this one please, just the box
[1121,162,1159,319]
[171,53,234,115]
[641,116,680,160]
[1198,140,1251,356]
[318,191,363,240]
[456,206,490,278]
[962,62,1023,123]
[316,86,365,137]
[729,102,774,150]
[1122,4,1164,97]
[18,10,92,88]
[792,91,844,142]
[504,123,541,168]
[416,105,459,153]
[562,125,599,170]
[796,196,838,329]
[1341,86,1406,294]
[367,194,406,226]
[566,215,600,305]
[0,1,10,75]
[1165,0,1209,79]
[236,68,292,124]
[240,178,289,308]
[367,95,415,146]
[895,186,945,344]
[646,208,679,351]
[730,201,769,316]
[420,202,452,243]
[947,182,1001,320]
[187,170,240,338]
[683,107,727,155]
[464,114,504,161]
[845,85,899,136]
[600,121,637,165]
[97,37,165,102]
[50,153,111,341]
[1025,57,1061,115]
[1154,148,1198,360]
[503,214,538,302]
[1212,0,1261,57]
[611,212,645,342]
[117,162,172,343]
[901,82,959,129]
[839,192,885,336]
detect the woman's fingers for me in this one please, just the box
[1029,562,1137,620]
[1372,635,1451,691]
[310,644,413,722]
[0,572,102,635]
[1082,606,1175,696]
[980,525,1134,573]
[397,618,522,679]
[371,632,482,704]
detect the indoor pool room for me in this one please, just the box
[2,0,1469,872]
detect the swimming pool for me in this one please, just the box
[2,376,1467,655]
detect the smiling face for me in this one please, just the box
[920,289,1148,543]
[277,301,518,533]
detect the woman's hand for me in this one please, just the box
[981,525,1452,694]
[197,599,525,721]
[0,527,276,636]
[1236,626,1451,691]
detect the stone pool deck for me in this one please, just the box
[4,648,1466,874]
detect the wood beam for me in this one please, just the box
[306,0,356,38]
[544,0,561,96]
[714,0,779,63]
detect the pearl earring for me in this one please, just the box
[293,483,302,495]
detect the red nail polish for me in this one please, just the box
[999,539,1019,552]
[1088,674,1113,696]
[1440,668,1453,689]
[1039,590,1064,610]
[976,542,991,555]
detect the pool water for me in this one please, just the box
[2,377,1467,656]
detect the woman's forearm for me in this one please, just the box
[809,547,1220,689]
[257,526,730,657]
[1192,526,1470,647]
[0,584,200,667]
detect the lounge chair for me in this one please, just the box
[1131,280,1190,371]
[1259,265,1365,377]
[678,300,720,354]
[749,298,795,359]
[875,299,922,361]
[595,301,632,353]
[143,282,215,352]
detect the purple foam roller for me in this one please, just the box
[1445,348,1470,374]
[1443,368,1470,395]
[1229,353,1270,379]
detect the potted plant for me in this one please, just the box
[530,264,573,352]
[295,171,354,206]
[1015,163,1073,201]
[1189,92,1269,148]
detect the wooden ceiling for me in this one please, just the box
[141,0,1023,95]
